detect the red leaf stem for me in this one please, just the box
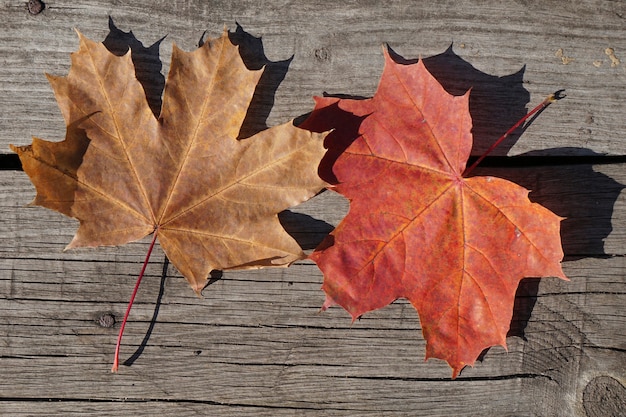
[111,230,159,372]
[463,90,565,176]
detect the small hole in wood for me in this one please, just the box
[27,0,45,15]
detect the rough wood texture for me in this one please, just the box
[1,1,624,416]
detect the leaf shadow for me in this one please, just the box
[103,17,165,118]
[507,278,541,341]
[278,210,335,250]
[298,100,369,184]
[472,149,624,359]
[227,23,293,139]
[122,259,228,366]
[476,151,625,261]
[123,256,169,368]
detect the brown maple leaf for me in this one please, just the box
[11,30,328,293]
[303,49,568,377]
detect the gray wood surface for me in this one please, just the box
[1,1,625,416]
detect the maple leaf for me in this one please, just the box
[11,29,327,292]
[12,28,328,370]
[304,49,568,377]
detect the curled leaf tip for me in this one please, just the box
[547,89,567,102]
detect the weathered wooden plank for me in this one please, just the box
[2,161,625,415]
[1,254,624,415]
[1,0,625,158]
[0,402,311,417]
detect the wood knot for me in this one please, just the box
[314,47,330,62]
[27,0,45,15]
[97,313,116,328]
[583,376,626,417]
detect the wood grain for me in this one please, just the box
[1,0,625,156]
[1,0,625,416]
[2,167,625,416]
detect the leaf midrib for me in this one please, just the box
[157,40,227,227]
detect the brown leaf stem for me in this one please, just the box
[463,90,565,176]
[111,230,159,372]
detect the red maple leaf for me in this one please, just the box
[303,49,568,377]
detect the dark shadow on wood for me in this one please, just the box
[123,256,168,368]
[103,17,165,118]
[508,278,541,340]
[297,99,369,184]
[476,150,625,259]
[531,163,623,260]
[0,153,22,170]
[278,209,335,250]
[207,270,223,286]
[198,270,224,294]
[101,20,293,136]
[228,23,293,139]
